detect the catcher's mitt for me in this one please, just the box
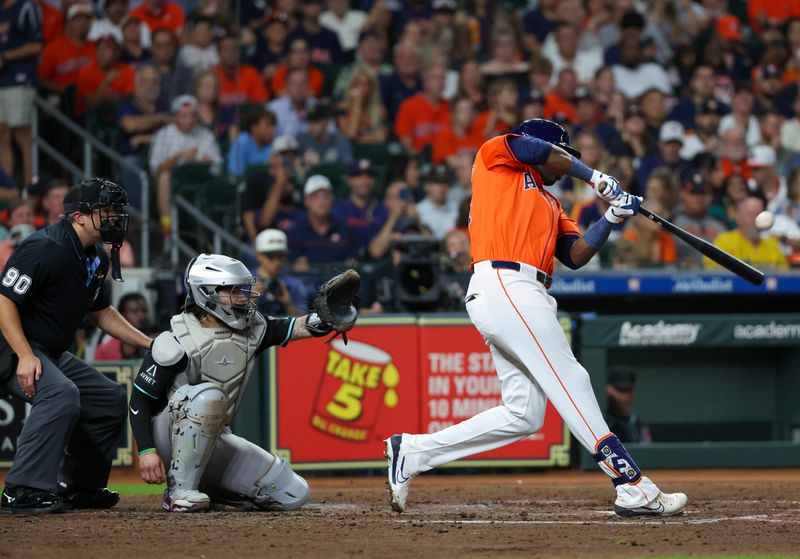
[307,269,360,344]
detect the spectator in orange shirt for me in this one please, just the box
[75,32,135,114]
[213,33,269,107]
[38,3,95,94]
[621,200,677,266]
[474,79,519,139]
[432,97,482,165]
[31,0,62,43]
[130,0,185,35]
[270,38,325,98]
[543,67,579,124]
[394,64,450,154]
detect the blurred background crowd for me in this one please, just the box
[2,0,800,325]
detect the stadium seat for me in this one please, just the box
[309,162,349,200]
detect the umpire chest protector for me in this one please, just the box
[168,312,266,421]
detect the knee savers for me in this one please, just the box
[593,434,642,487]
[169,382,228,435]
[251,457,310,511]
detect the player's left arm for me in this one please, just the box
[556,195,642,269]
[89,306,154,350]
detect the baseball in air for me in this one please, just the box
[755,210,775,231]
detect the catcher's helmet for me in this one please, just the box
[185,253,258,330]
[513,118,582,159]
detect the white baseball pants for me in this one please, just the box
[400,261,660,507]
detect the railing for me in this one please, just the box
[31,96,151,267]
[171,194,256,266]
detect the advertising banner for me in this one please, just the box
[270,316,569,470]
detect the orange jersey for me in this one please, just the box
[39,36,96,87]
[40,3,63,43]
[394,93,450,152]
[75,61,136,113]
[214,64,269,106]
[271,66,324,98]
[130,2,185,33]
[431,124,483,164]
[469,134,580,276]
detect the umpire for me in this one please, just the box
[0,178,153,514]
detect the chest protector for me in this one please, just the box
[169,312,266,422]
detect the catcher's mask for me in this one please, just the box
[63,177,130,281]
[185,253,260,330]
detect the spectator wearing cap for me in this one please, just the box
[117,64,170,209]
[252,228,308,317]
[707,195,788,270]
[130,0,185,36]
[267,67,318,138]
[320,0,366,54]
[214,34,269,107]
[288,0,344,66]
[118,16,151,65]
[271,38,325,99]
[611,33,671,99]
[710,14,752,85]
[150,27,193,108]
[432,96,483,166]
[380,41,423,122]
[227,108,277,177]
[177,16,218,76]
[289,174,354,272]
[543,68,579,125]
[333,30,392,100]
[756,63,790,116]
[748,145,788,214]
[90,0,151,48]
[635,121,692,191]
[572,86,622,152]
[149,94,222,241]
[475,79,519,139]
[680,99,723,160]
[603,368,652,444]
[671,172,729,268]
[249,13,290,86]
[332,159,386,256]
[0,0,42,185]
[416,165,458,240]
[545,23,603,86]
[719,86,762,147]
[297,103,353,167]
[338,65,388,143]
[240,136,303,242]
[38,3,95,95]
[75,31,135,114]
[395,64,450,155]
[668,65,729,130]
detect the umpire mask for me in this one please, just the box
[63,178,130,281]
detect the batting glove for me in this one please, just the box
[588,169,623,202]
[604,193,643,224]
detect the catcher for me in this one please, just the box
[129,254,359,512]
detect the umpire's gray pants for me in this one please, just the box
[0,349,127,492]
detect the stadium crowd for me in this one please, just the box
[2,0,800,311]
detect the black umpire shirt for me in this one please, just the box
[0,220,110,359]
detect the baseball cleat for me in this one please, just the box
[385,434,414,513]
[161,488,211,512]
[58,484,120,510]
[0,486,65,515]
[614,491,688,517]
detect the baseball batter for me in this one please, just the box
[129,254,356,512]
[385,119,688,517]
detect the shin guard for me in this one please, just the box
[593,434,642,487]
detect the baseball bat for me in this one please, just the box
[638,206,765,286]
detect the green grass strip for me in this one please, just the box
[108,483,165,495]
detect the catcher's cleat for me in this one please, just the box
[161,488,211,512]
[614,491,688,517]
[58,485,120,510]
[385,434,414,513]
[0,485,64,515]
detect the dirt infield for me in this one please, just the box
[2,469,799,559]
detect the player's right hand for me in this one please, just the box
[589,170,623,202]
[16,353,42,399]
[605,193,642,223]
[139,451,167,484]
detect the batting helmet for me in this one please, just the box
[513,118,582,159]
